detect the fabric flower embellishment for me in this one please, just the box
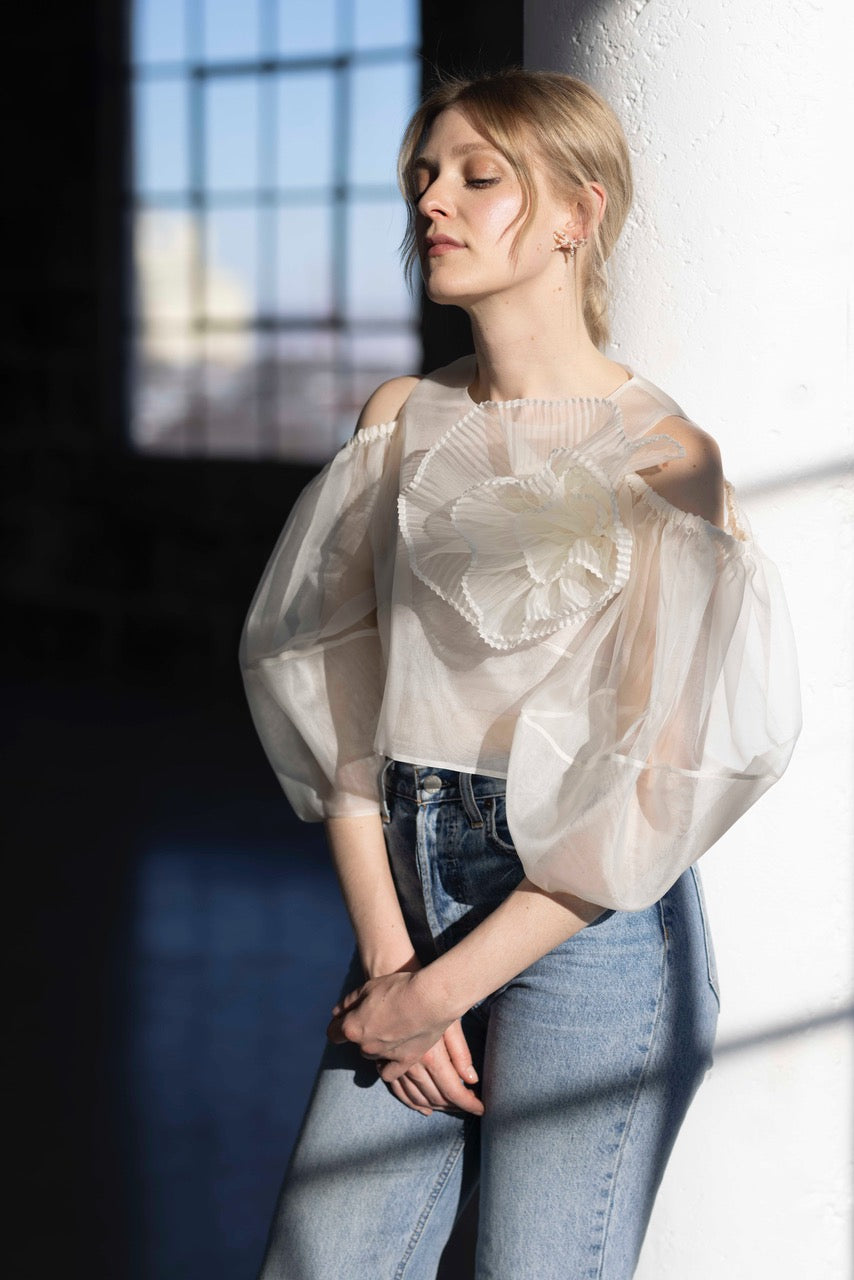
[450,450,630,646]
[398,399,683,650]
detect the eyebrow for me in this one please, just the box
[412,142,500,167]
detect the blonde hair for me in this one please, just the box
[397,68,634,351]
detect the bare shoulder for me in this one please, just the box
[353,375,421,436]
[638,415,725,528]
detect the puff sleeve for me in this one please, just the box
[239,421,399,820]
[505,474,802,910]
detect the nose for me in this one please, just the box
[416,174,455,221]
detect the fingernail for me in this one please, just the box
[465,1066,478,1082]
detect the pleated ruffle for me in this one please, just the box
[398,398,684,649]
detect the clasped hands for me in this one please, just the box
[326,968,484,1119]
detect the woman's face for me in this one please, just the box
[412,107,572,308]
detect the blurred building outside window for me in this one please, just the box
[131,0,421,461]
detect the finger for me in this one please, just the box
[398,1074,436,1114]
[424,1067,484,1116]
[421,1045,484,1116]
[383,1060,454,1115]
[388,1077,427,1115]
[326,1014,346,1044]
[390,1076,433,1117]
[389,1079,430,1117]
[326,1010,366,1047]
[403,1064,449,1111]
[443,1020,479,1084]
[330,985,365,1018]
[379,1053,421,1083]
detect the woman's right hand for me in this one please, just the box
[385,1018,484,1118]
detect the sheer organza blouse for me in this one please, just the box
[239,355,801,911]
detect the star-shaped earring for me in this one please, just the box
[552,229,588,259]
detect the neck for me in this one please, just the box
[464,276,625,403]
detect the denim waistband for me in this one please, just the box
[379,757,507,825]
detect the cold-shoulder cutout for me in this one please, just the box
[353,374,421,436]
[637,415,725,528]
[241,366,801,907]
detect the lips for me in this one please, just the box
[425,235,465,257]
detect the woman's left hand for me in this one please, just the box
[387,1020,484,1117]
[326,970,455,1080]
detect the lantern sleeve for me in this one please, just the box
[239,421,399,820]
[504,475,802,910]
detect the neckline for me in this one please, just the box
[462,364,636,409]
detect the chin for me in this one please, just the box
[423,275,480,308]
[425,286,468,307]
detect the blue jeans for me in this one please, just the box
[258,760,720,1279]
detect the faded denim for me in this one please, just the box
[257,760,719,1279]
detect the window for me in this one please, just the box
[131,0,421,461]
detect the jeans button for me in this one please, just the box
[421,773,442,793]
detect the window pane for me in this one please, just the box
[205,208,258,319]
[349,61,418,186]
[203,0,261,60]
[133,327,198,453]
[130,0,423,458]
[353,0,418,50]
[271,332,339,460]
[134,210,195,324]
[337,329,420,440]
[346,201,410,320]
[206,78,258,190]
[346,329,420,382]
[256,205,278,314]
[134,0,186,64]
[278,72,335,190]
[278,0,337,56]
[278,205,333,316]
[201,331,261,455]
[135,78,188,193]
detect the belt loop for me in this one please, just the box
[379,757,394,824]
[459,771,484,828]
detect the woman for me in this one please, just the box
[240,70,801,1278]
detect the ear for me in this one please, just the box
[561,182,607,238]
[586,181,607,231]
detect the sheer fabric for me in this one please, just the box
[240,419,400,820]
[240,356,800,910]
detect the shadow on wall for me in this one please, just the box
[523,0,615,75]
[736,456,854,500]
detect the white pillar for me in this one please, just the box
[525,3,853,1276]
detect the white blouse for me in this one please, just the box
[240,355,801,911]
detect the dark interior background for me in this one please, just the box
[6,3,522,1277]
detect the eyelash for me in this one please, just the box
[412,175,500,199]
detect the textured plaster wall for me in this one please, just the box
[525,3,853,1276]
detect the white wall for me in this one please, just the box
[525,2,853,1275]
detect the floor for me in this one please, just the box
[11,671,475,1279]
